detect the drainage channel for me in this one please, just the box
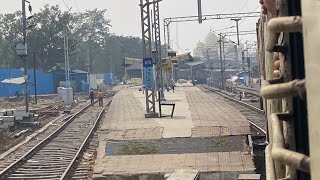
[105,136,248,156]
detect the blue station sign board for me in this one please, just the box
[143,58,155,90]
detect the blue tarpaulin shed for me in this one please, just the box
[0,69,54,97]
[51,69,88,93]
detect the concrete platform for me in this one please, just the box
[94,84,254,179]
[94,152,255,178]
[133,85,193,138]
[185,86,251,137]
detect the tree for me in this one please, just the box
[71,9,111,72]
[26,5,66,70]
[0,4,145,80]
[0,12,24,68]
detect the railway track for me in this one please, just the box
[0,100,112,180]
[236,86,260,97]
[201,85,266,136]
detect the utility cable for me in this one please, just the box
[72,0,81,12]
[239,5,260,25]
[221,0,250,31]
[62,0,72,11]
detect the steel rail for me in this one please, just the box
[61,100,112,179]
[236,86,260,97]
[0,100,112,179]
[0,103,91,178]
[202,85,263,113]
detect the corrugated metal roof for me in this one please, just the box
[185,61,204,66]
[1,77,25,85]
[51,69,88,74]
[73,69,88,74]
[122,58,143,67]
[126,64,142,70]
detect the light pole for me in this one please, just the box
[204,49,213,87]
[22,0,29,112]
[33,52,37,104]
[16,0,34,112]
[231,18,244,72]
[218,34,225,90]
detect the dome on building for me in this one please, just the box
[204,32,219,46]
[193,41,205,57]
[196,41,205,48]
[239,42,245,50]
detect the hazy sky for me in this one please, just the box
[1,0,260,54]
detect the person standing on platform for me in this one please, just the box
[89,89,95,106]
[97,90,104,107]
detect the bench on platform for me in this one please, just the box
[158,91,176,118]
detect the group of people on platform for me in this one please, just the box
[164,83,175,93]
[140,83,176,94]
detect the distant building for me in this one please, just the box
[51,69,88,93]
[192,31,245,66]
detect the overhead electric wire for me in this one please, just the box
[221,0,251,31]
[61,0,71,11]
[239,0,249,12]
[239,5,260,25]
[72,0,81,12]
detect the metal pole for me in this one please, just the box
[219,34,224,90]
[87,51,91,92]
[110,55,112,73]
[153,0,164,99]
[140,0,156,114]
[171,61,174,83]
[66,26,70,88]
[206,49,213,86]
[163,20,167,53]
[166,24,170,51]
[33,52,37,104]
[246,41,251,86]
[124,67,127,81]
[63,26,67,87]
[242,51,245,73]
[234,44,240,73]
[231,18,242,72]
[235,20,240,46]
[222,34,226,86]
[22,0,29,112]
[190,66,193,81]
[247,50,251,86]
[151,9,155,49]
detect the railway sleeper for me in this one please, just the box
[75,167,91,171]
[47,137,83,141]
[16,167,68,171]
[39,148,79,152]
[21,162,69,167]
[41,144,79,148]
[8,174,62,179]
[39,148,78,152]
[72,176,89,179]
[32,155,74,159]
[36,150,77,154]
[33,154,75,158]
[16,164,68,169]
[54,137,82,140]
[24,159,71,164]
[74,171,89,175]
[30,156,73,160]
[49,140,84,144]
[11,171,64,176]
